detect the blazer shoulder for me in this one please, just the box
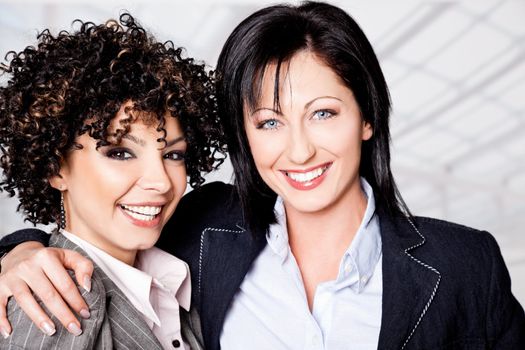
[413,215,493,246]
[410,216,525,344]
[162,182,241,244]
[415,215,482,233]
[2,268,107,349]
[179,181,237,213]
[407,215,505,283]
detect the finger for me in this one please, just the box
[16,263,82,336]
[43,254,91,320]
[60,249,93,293]
[0,288,12,339]
[9,282,57,336]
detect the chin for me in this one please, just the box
[286,198,332,214]
[130,234,161,250]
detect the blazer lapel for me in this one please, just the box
[197,223,266,350]
[377,212,441,350]
[50,234,164,350]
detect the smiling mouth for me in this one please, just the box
[283,163,332,184]
[119,204,162,222]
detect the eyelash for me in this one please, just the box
[104,148,186,162]
[256,119,280,130]
[105,148,134,160]
[163,151,186,162]
[312,109,336,120]
[254,109,337,130]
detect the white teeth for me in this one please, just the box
[121,205,162,221]
[287,166,326,183]
[126,211,156,221]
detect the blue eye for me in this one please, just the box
[257,119,280,130]
[164,151,186,161]
[106,148,134,160]
[313,110,334,120]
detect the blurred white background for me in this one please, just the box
[1,0,524,306]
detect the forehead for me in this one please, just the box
[252,51,351,107]
[101,102,184,142]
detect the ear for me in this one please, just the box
[49,174,67,191]
[48,161,69,191]
[362,121,373,141]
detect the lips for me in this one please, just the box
[281,162,332,190]
[285,165,329,183]
[119,204,162,222]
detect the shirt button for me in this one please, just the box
[344,263,353,274]
[172,339,181,348]
[361,275,369,284]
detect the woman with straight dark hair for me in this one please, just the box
[1,2,524,349]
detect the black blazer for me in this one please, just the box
[2,182,525,349]
[160,182,525,350]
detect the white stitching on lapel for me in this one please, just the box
[401,218,442,349]
[198,227,244,297]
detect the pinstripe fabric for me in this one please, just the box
[1,233,203,350]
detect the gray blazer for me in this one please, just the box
[1,233,204,349]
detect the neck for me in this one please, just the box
[63,227,137,266]
[283,182,369,309]
[285,184,368,251]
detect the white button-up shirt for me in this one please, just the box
[220,178,382,349]
[61,230,191,350]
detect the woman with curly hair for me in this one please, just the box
[0,13,224,349]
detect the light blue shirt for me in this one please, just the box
[220,178,383,349]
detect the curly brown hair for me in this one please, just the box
[0,13,227,226]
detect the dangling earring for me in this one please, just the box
[60,192,66,229]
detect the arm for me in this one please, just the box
[0,229,93,338]
[0,228,50,255]
[484,232,525,347]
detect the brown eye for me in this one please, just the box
[106,148,134,160]
[164,151,186,161]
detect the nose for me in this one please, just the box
[286,124,315,164]
[136,158,173,194]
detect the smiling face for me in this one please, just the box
[244,50,372,216]
[50,106,187,264]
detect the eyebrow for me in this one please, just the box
[250,107,280,117]
[123,134,145,146]
[303,96,342,110]
[165,136,186,147]
[250,96,342,117]
[122,134,185,147]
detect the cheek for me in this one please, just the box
[246,129,285,169]
[163,166,187,217]
[245,130,266,167]
[169,166,187,197]
[313,121,363,157]
[67,156,135,203]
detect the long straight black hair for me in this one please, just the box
[216,1,410,232]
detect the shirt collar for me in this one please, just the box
[60,230,191,326]
[339,178,381,292]
[266,197,289,260]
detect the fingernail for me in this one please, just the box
[40,321,56,336]
[67,322,82,336]
[0,326,10,339]
[80,308,91,319]
[83,276,91,293]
